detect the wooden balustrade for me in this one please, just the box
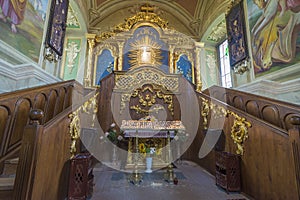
[13,108,74,200]
[204,85,300,132]
[5,74,299,199]
[183,90,300,199]
[289,116,300,199]
[0,80,84,173]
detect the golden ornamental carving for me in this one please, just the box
[226,0,242,16]
[199,96,251,155]
[69,93,99,158]
[210,103,228,119]
[166,30,194,47]
[128,84,174,115]
[85,34,96,87]
[201,97,210,130]
[130,104,164,115]
[114,67,179,92]
[94,43,118,58]
[69,110,80,158]
[207,19,227,42]
[128,34,163,68]
[228,111,252,155]
[132,86,157,107]
[95,5,169,42]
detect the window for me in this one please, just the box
[218,40,232,88]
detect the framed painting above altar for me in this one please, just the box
[226,0,248,67]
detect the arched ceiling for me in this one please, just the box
[75,0,231,43]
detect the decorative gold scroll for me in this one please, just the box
[210,103,228,119]
[226,0,242,16]
[201,97,209,130]
[200,96,251,155]
[69,93,99,158]
[129,85,174,115]
[114,67,179,92]
[95,4,169,42]
[228,111,252,155]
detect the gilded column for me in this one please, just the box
[117,41,124,71]
[85,33,96,87]
[195,42,204,92]
[169,46,175,73]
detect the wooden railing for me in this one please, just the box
[13,108,73,199]
[0,80,84,173]
[11,86,97,199]
[183,87,300,200]
[203,85,300,131]
[9,76,299,199]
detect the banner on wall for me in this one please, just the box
[226,0,249,68]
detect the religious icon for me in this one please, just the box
[45,0,69,56]
[226,0,248,67]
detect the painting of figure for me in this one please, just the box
[0,0,48,62]
[248,0,300,76]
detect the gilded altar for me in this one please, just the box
[121,119,185,170]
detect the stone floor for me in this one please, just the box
[91,160,250,200]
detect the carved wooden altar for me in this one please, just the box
[121,119,185,170]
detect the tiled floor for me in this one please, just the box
[91,160,250,200]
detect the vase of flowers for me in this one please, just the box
[145,152,153,174]
[145,147,155,173]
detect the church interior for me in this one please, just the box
[0,0,300,199]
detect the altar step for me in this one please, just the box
[125,157,172,170]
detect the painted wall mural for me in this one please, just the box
[247,0,300,76]
[0,0,49,62]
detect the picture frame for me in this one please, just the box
[225,0,248,67]
[45,0,69,56]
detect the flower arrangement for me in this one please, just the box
[173,130,189,142]
[138,142,156,158]
[100,123,124,145]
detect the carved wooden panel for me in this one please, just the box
[0,106,10,154]
[245,100,260,118]
[262,105,282,128]
[284,114,300,131]
[33,93,47,111]
[8,98,31,148]
[55,87,67,115]
[45,90,58,122]
[188,92,299,199]
[0,80,80,171]
[205,85,300,132]
[232,95,245,111]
